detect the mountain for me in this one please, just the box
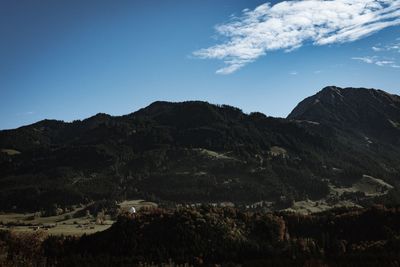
[1,87,400,212]
[288,86,400,188]
[288,86,400,144]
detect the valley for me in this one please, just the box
[0,199,157,236]
[1,86,400,238]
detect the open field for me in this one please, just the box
[0,223,112,235]
[285,199,361,215]
[0,199,157,236]
[284,174,394,214]
[329,174,393,197]
[0,209,112,236]
[0,148,20,155]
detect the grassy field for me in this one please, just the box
[284,175,393,214]
[285,199,361,215]
[0,199,157,236]
[1,148,21,155]
[0,208,112,236]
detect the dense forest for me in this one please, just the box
[1,205,400,266]
[1,87,400,213]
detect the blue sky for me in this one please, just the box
[1,0,400,130]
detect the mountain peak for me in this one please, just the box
[132,100,245,129]
[288,86,400,141]
[84,112,112,121]
[135,101,213,116]
[320,85,342,93]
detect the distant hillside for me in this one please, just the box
[1,87,400,212]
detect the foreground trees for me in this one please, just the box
[1,205,400,266]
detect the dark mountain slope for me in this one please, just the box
[288,86,400,143]
[287,86,400,185]
[1,88,400,212]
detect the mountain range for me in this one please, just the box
[1,86,400,212]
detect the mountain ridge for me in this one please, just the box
[1,86,400,212]
[4,86,400,133]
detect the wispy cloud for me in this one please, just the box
[352,56,400,68]
[372,46,383,51]
[352,56,376,64]
[194,0,400,74]
[16,111,35,116]
[371,41,400,52]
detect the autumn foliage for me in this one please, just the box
[1,206,400,266]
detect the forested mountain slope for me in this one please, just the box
[1,87,399,211]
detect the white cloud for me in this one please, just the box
[194,0,400,74]
[289,71,298,75]
[375,60,395,66]
[371,41,400,52]
[372,46,383,51]
[352,56,399,68]
[16,111,35,116]
[387,44,400,52]
[352,56,376,64]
